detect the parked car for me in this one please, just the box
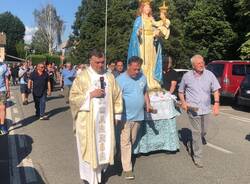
[237,74,250,107]
[206,60,250,98]
[174,69,190,84]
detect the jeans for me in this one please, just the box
[33,93,47,117]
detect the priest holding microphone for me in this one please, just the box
[69,49,123,184]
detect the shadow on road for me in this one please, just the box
[10,116,39,131]
[46,95,64,102]
[47,106,69,118]
[178,128,193,155]
[5,134,46,183]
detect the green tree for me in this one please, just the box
[31,29,49,54]
[70,0,138,63]
[0,12,25,57]
[235,0,250,59]
[184,1,236,62]
[32,4,65,55]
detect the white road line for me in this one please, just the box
[13,107,18,114]
[207,142,233,154]
[7,99,38,183]
[230,117,250,123]
[7,108,21,184]
[220,112,250,122]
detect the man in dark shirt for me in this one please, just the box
[162,56,178,94]
[28,63,51,120]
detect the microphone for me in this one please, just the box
[100,77,105,90]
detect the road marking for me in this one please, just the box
[13,107,18,114]
[7,108,21,184]
[230,117,250,123]
[207,142,233,154]
[7,97,38,183]
[220,112,250,123]
[220,108,233,111]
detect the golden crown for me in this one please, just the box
[159,1,169,13]
[139,0,152,4]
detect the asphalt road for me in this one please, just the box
[3,86,250,184]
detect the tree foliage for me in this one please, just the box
[0,12,25,58]
[70,0,248,67]
[32,4,65,55]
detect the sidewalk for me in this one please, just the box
[0,135,9,183]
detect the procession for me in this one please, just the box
[1,0,250,184]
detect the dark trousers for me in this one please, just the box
[33,93,46,117]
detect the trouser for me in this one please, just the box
[33,93,46,117]
[64,85,71,103]
[188,113,210,162]
[120,121,141,172]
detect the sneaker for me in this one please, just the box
[40,116,49,120]
[0,126,8,135]
[194,160,203,168]
[124,171,135,180]
[22,101,28,105]
[202,136,207,145]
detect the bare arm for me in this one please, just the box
[28,79,32,89]
[178,92,188,112]
[169,81,177,94]
[47,81,51,96]
[5,77,10,98]
[144,92,151,112]
[213,90,220,116]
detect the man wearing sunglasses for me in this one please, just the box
[28,63,51,120]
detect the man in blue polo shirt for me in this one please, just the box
[0,58,10,135]
[60,62,76,104]
[116,56,150,180]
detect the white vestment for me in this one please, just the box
[76,67,111,184]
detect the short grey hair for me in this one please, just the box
[190,54,204,66]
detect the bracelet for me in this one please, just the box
[214,101,220,103]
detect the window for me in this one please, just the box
[232,65,246,76]
[206,64,224,77]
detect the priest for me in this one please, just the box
[69,49,123,184]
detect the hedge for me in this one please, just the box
[28,54,61,65]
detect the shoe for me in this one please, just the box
[0,126,8,135]
[123,171,135,180]
[39,116,49,120]
[22,101,28,105]
[202,136,207,145]
[194,160,203,168]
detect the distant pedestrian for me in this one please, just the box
[46,62,56,91]
[0,58,10,135]
[18,62,30,105]
[113,60,124,78]
[178,54,220,168]
[162,56,178,94]
[28,63,51,120]
[60,62,76,104]
[11,63,19,86]
[107,60,115,74]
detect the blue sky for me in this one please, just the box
[0,0,82,43]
